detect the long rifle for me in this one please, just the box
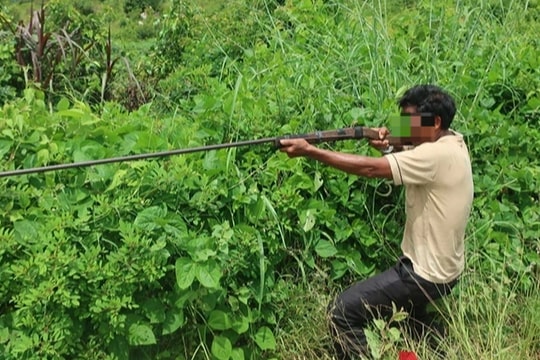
[0,126,389,178]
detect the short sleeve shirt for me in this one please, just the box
[385,131,474,283]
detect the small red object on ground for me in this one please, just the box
[398,350,418,360]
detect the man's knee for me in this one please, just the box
[327,293,370,331]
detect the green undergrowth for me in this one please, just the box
[0,0,538,359]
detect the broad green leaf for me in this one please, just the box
[527,96,540,109]
[373,319,385,331]
[128,324,156,345]
[315,240,338,258]
[0,140,12,158]
[142,299,166,324]
[253,326,276,350]
[134,206,167,231]
[190,248,217,262]
[390,307,408,323]
[134,131,167,151]
[231,316,250,334]
[175,257,195,289]
[56,97,70,111]
[72,140,106,162]
[203,150,222,171]
[331,259,348,280]
[231,347,245,360]
[13,220,41,242]
[1,129,14,139]
[37,148,49,164]
[347,107,369,121]
[359,234,378,247]
[201,289,222,312]
[208,310,232,330]
[345,251,376,276]
[150,239,167,252]
[288,173,313,190]
[193,94,220,113]
[164,212,188,234]
[211,336,232,360]
[195,260,222,289]
[163,310,185,335]
[236,287,251,305]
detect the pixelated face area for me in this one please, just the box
[409,114,434,141]
[387,106,437,144]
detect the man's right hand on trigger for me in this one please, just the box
[369,127,390,151]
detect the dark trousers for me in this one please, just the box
[328,257,457,359]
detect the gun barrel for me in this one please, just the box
[0,126,382,178]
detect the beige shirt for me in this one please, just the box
[385,131,474,283]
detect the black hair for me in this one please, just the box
[398,85,456,129]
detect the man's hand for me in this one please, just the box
[278,138,314,158]
[369,127,391,152]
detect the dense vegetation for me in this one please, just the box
[0,0,538,359]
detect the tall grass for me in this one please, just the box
[274,260,540,359]
[437,272,540,359]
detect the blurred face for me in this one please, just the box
[401,105,437,144]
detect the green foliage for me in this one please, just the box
[0,11,23,103]
[0,0,539,359]
[148,0,194,78]
[364,307,408,360]
[0,40,20,103]
[0,1,138,107]
[0,88,288,359]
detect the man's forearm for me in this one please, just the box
[304,146,392,179]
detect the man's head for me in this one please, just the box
[397,84,456,130]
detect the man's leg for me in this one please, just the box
[399,258,457,340]
[405,305,449,359]
[327,261,414,359]
[328,258,457,359]
[407,305,445,339]
[399,258,457,360]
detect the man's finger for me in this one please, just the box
[378,127,390,140]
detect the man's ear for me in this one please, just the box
[434,116,442,129]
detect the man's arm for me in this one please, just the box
[279,138,392,179]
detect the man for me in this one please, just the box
[279,85,474,359]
